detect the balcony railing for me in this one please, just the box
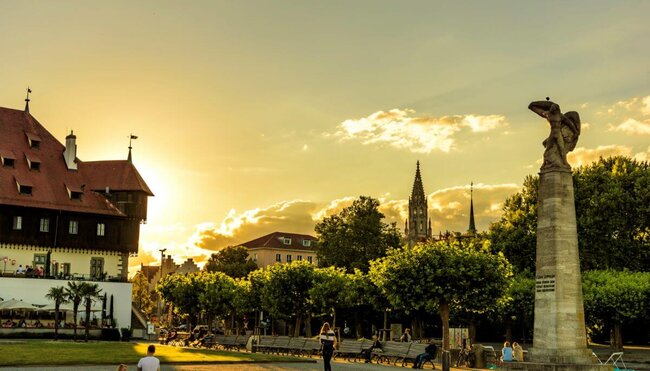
[0,270,128,283]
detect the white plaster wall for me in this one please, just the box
[0,245,123,278]
[0,277,132,329]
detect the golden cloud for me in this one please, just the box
[568,145,633,168]
[609,118,650,135]
[332,109,508,154]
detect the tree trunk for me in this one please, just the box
[305,315,312,337]
[84,301,91,342]
[54,303,59,341]
[354,311,363,339]
[469,320,477,345]
[73,305,78,341]
[383,309,388,341]
[294,315,303,337]
[611,322,623,350]
[505,321,512,343]
[332,308,337,330]
[440,300,450,351]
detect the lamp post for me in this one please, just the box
[157,248,167,322]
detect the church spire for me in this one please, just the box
[128,134,138,163]
[406,160,430,245]
[468,182,476,235]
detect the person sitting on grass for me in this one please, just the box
[137,344,160,371]
[412,340,437,369]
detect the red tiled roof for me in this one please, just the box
[80,161,154,196]
[240,231,317,251]
[0,106,149,216]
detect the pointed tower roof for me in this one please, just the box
[411,160,425,199]
[468,182,476,234]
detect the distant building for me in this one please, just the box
[0,98,152,329]
[240,231,317,268]
[405,161,432,246]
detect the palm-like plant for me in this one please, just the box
[45,286,69,341]
[65,281,85,340]
[82,283,102,342]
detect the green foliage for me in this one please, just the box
[574,157,650,271]
[309,266,351,317]
[131,272,154,319]
[315,196,402,272]
[45,286,69,340]
[369,239,511,349]
[488,156,650,273]
[204,245,258,278]
[495,275,535,331]
[65,281,85,340]
[487,175,538,275]
[157,273,202,326]
[197,271,237,320]
[583,270,650,327]
[256,261,316,321]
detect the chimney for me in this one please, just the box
[63,130,78,170]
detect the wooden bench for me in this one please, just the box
[285,337,306,356]
[297,338,322,357]
[401,343,437,368]
[334,339,366,362]
[270,336,291,354]
[255,336,276,353]
[373,341,411,365]
[218,334,241,350]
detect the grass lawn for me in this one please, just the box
[0,341,307,366]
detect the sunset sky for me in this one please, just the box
[1,1,648,272]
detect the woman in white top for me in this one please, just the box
[319,322,337,371]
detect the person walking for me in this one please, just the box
[137,344,160,371]
[319,322,337,371]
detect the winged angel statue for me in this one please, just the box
[528,99,581,171]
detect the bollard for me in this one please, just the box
[441,350,451,371]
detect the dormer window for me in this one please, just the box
[26,132,41,149]
[26,154,41,171]
[302,240,311,247]
[15,176,33,196]
[282,237,292,245]
[66,184,83,200]
[1,151,16,167]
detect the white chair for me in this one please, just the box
[592,351,626,370]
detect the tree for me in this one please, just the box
[309,266,351,329]
[369,240,511,350]
[81,283,102,342]
[487,175,538,275]
[258,261,316,337]
[45,286,69,341]
[204,246,258,278]
[574,157,650,271]
[132,272,154,319]
[65,281,84,340]
[315,196,402,272]
[197,271,237,333]
[488,156,650,273]
[495,275,535,343]
[583,270,650,349]
[157,273,202,329]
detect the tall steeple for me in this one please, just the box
[468,182,476,235]
[406,161,431,245]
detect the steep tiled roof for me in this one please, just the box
[80,160,153,196]
[240,231,317,251]
[0,106,147,216]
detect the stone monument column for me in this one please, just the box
[527,100,595,366]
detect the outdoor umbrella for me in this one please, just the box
[0,299,34,311]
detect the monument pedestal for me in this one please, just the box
[530,170,594,366]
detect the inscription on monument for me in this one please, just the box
[535,275,556,293]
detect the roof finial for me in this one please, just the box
[24,87,32,113]
[128,134,138,162]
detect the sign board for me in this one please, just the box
[147,322,155,335]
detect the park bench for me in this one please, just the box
[593,351,626,370]
[334,339,366,362]
[218,334,241,351]
[400,343,437,368]
[285,337,306,356]
[296,338,322,357]
[168,331,190,347]
[270,336,292,354]
[255,336,276,353]
[203,334,225,349]
[373,341,411,365]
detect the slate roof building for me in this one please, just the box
[0,97,152,329]
[405,161,432,246]
[239,231,317,268]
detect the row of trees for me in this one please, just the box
[45,281,103,341]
